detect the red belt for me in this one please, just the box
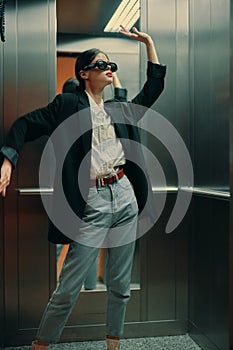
[91,168,124,187]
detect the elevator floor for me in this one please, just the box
[5,335,201,349]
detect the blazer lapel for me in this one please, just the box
[75,92,92,156]
[104,101,130,153]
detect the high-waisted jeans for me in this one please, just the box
[36,174,138,343]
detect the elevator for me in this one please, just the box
[0,1,233,349]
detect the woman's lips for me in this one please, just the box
[106,72,112,77]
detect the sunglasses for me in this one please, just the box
[83,59,118,73]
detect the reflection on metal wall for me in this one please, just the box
[1,0,56,346]
[1,0,191,345]
[188,1,231,350]
[1,0,232,348]
[141,0,190,188]
[189,0,230,190]
[143,1,231,350]
[139,0,190,329]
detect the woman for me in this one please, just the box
[60,73,127,291]
[0,27,166,350]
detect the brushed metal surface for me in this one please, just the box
[17,188,54,195]
[2,0,56,346]
[188,1,231,349]
[2,0,232,348]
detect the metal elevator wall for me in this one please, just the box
[0,0,232,349]
[143,1,232,350]
[0,0,190,346]
[139,0,190,326]
[0,0,56,346]
[188,1,231,349]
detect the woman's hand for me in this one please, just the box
[0,158,12,197]
[119,26,152,45]
[119,25,159,64]
[112,72,123,88]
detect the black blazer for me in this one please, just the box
[1,62,166,244]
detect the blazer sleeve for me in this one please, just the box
[104,87,128,103]
[114,87,128,102]
[131,61,166,108]
[0,94,63,167]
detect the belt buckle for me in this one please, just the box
[98,170,119,187]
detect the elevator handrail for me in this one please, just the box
[17,188,54,195]
[17,186,231,199]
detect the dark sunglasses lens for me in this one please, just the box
[109,63,118,72]
[96,60,108,70]
[94,60,118,72]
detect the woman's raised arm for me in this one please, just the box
[119,26,160,64]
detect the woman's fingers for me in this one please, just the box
[0,159,12,197]
[0,173,10,196]
[119,25,151,43]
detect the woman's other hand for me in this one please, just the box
[0,158,12,197]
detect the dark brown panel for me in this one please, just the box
[57,0,121,34]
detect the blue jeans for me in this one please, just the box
[36,175,138,343]
[57,244,99,290]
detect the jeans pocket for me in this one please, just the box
[118,175,132,189]
[86,186,99,204]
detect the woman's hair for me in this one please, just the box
[62,78,79,93]
[75,48,109,89]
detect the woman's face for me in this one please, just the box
[81,52,114,88]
